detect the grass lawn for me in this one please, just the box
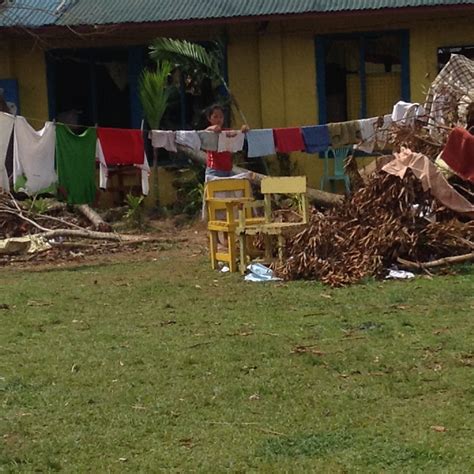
[1,251,473,472]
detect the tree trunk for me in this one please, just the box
[176,144,343,208]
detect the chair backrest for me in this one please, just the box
[325,146,352,177]
[205,178,252,223]
[204,178,252,200]
[260,176,308,223]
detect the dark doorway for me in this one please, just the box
[47,48,133,128]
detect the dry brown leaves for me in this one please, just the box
[277,172,473,287]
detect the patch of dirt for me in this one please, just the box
[0,217,209,271]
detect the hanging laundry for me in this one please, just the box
[55,124,97,205]
[246,129,275,157]
[354,117,378,153]
[0,112,14,192]
[273,128,305,153]
[217,131,245,153]
[441,127,474,182]
[149,130,177,152]
[391,101,426,126]
[13,116,57,195]
[375,115,393,150]
[327,121,361,148]
[176,130,201,150]
[197,131,219,151]
[301,125,330,153]
[96,127,150,195]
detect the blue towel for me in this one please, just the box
[246,129,275,157]
[302,125,330,153]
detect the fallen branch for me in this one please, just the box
[76,204,112,232]
[398,252,474,269]
[40,229,122,241]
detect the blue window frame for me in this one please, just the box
[316,30,410,124]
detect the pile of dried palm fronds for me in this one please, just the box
[276,171,473,286]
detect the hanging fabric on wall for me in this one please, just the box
[273,127,305,153]
[441,127,474,182]
[149,130,177,152]
[197,131,219,151]
[245,129,275,157]
[327,120,361,148]
[301,125,331,153]
[354,117,378,153]
[96,127,150,195]
[176,130,201,150]
[56,124,97,205]
[13,116,57,195]
[0,112,14,192]
[217,131,245,153]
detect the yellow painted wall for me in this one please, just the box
[1,8,473,196]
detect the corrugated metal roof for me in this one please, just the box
[0,0,70,27]
[0,0,472,28]
[58,0,474,25]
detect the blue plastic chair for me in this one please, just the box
[320,146,352,194]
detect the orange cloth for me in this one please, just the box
[441,127,474,182]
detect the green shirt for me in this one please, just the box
[55,124,97,205]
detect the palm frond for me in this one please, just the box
[149,38,222,81]
[138,61,173,129]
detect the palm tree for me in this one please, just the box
[138,60,173,206]
[149,38,248,124]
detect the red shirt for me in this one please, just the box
[206,150,232,171]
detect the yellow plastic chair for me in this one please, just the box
[205,178,263,272]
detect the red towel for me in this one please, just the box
[442,127,474,182]
[97,128,144,165]
[273,128,305,153]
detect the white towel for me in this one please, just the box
[355,117,378,153]
[149,130,177,152]
[13,116,57,195]
[217,131,245,153]
[176,130,201,150]
[391,101,426,126]
[0,112,14,192]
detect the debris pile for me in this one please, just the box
[0,194,172,264]
[277,170,473,286]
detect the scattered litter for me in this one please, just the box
[220,265,230,273]
[385,268,415,280]
[245,263,282,282]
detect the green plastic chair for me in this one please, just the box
[320,146,352,194]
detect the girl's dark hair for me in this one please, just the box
[205,103,225,120]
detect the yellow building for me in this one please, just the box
[1,0,473,199]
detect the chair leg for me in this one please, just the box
[227,232,237,272]
[264,234,272,262]
[277,234,285,263]
[239,233,247,274]
[209,231,218,269]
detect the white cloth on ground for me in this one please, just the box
[217,131,245,153]
[176,130,201,150]
[13,116,57,195]
[149,130,177,152]
[0,112,14,192]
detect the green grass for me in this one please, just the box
[1,254,473,472]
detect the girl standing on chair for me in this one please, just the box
[204,104,248,181]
